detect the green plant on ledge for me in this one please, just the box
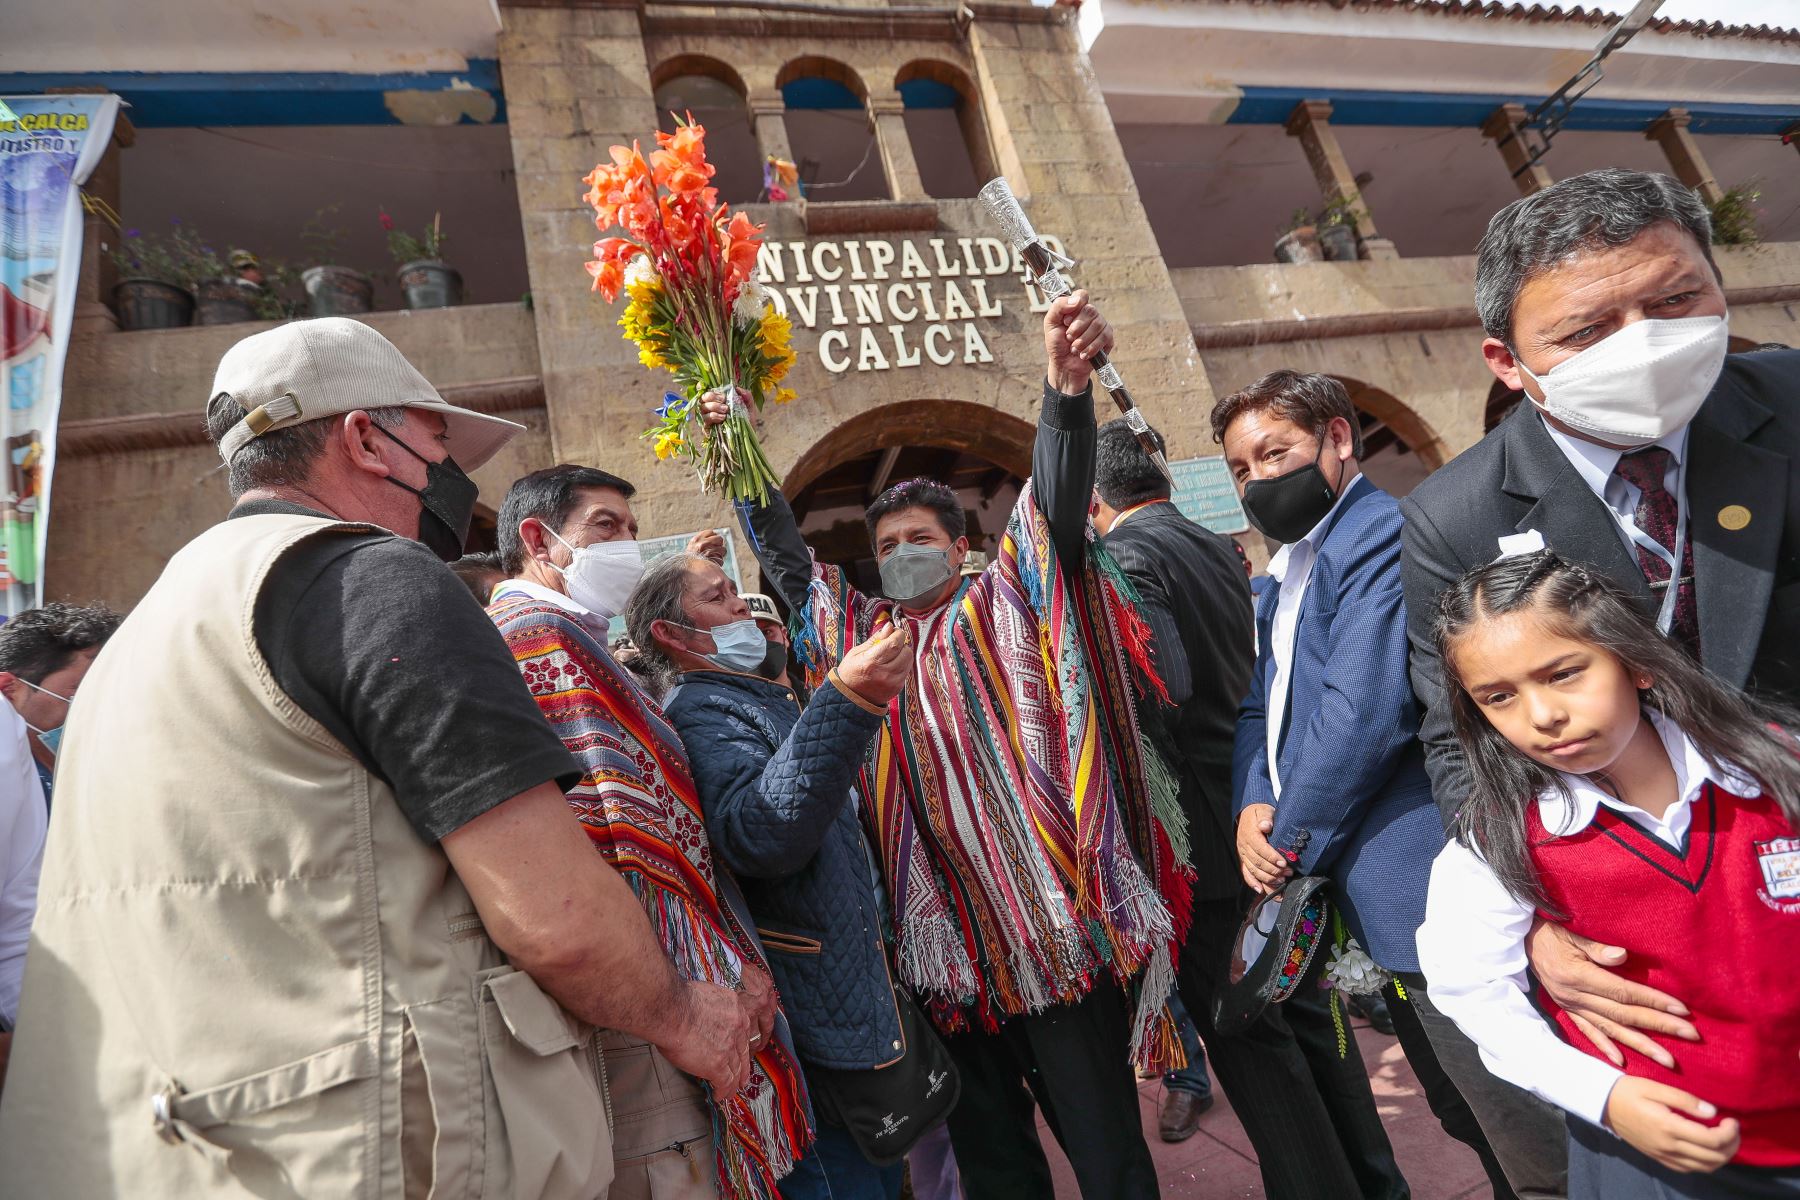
[1710,180,1762,247]
[1317,193,1366,230]
[109,222,225,290]
[382,210,448,266]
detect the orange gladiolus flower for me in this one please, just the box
[587,258,625,302]
[719,209,763,288]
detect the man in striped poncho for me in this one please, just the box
[705,293,1181,1200]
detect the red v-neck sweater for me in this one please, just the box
[1527,782,1800,1166]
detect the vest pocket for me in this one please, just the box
[153,1038,378,1185]
[476,967,614,1200]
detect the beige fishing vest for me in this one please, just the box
[0,513,613,1199]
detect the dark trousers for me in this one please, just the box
[1408,970,1570,1200]
[1390,972,1520,1200]
[1177,895,1408,1200]
[1568,1115,1800,1199]
[942,980,1158,1200]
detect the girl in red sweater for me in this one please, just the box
[1417,550,1800,1199]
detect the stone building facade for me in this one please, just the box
[31,0,1800,608]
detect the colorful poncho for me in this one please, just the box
[792,488,1192,1068]
[488,591,811,1199]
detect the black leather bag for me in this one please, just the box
[1211,875,1333,1036]
[804,985,960,1167]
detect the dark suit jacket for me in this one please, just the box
[1401,349,1800,824]
[1102,502,1254,902]
[1234,476,1444,972]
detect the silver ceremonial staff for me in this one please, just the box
[978,176,1174,486]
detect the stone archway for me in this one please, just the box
[783,399,1036,593]
[784,399,1034,496]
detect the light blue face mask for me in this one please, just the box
[19,677,70,757]
[684,619,777,675]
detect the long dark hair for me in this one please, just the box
[1435,550,1800,907]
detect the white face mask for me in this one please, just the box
[1516,315,1729,448]
[545,527,644,620]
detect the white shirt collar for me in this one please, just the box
[1539,416,1689,500]
[491,576,612,636]
[1538,710,1759,840]
[1266,472,1361,584]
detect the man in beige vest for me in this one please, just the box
[0,318,760,1199]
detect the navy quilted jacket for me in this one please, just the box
[662,670,904,1070]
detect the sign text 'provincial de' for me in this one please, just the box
[754,233,1067,375]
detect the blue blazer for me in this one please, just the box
[1233,476,1445,973]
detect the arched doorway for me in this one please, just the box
[1334,376,1447,499]
[783,400,1034,595]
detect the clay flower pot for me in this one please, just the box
[112,278,194,331]
[398,259,464,310]
[195,278,260,325]
[301,266,375,317]
[1274,226,1323,264]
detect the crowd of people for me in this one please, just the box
[0,165,1794,1200]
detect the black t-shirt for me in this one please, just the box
[232,499,580,842]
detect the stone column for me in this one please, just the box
[1482,103,1553,196]
[46,87,134,335]
[866,89,926,203]
[1284,100,1397,260]
[747,87,794,174]
[1646,108,1725,207]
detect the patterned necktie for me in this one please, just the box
[1613,446,1699,650]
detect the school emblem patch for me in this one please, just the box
[1755,836,1800,913]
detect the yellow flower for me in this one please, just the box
[774,388,796,404]
[758,310,792,356]
[625,277,661,306]
[638,343,667,370]
[653,431,686,460]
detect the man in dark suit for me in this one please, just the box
[1096,419,1436,1200]
[1401,167,1800,1198]
[1212,373,1514,1200]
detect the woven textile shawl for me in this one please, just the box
[488,593,810,1199]
[792,487,1192,1068]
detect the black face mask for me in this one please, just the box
[756,637,788,682]
[376,424,477,562]
[1240,443,1345,546]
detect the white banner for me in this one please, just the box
[1,93,121,614]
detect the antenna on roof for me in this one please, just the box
[1499,0,1667,179]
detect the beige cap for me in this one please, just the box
[212,318,523,471]
[743,593,781,624]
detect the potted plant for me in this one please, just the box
[108,224,199,330]
[299,205,375,316]
[1274,207,1322,264]
[383,210,462,309]
[1710,180,1762,247]
[1316,195,1364,262]
[192,245,271,326]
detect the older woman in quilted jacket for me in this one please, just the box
[626,551,916,1200]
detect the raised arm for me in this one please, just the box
[1034,291,1113,571]
[695,392,818,615]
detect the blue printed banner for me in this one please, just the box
[1,93,121,614]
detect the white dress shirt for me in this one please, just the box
[1541,417,1689,557]
[1263,474,1358,799]
[1417,712,1755,1128]
[0,702,48,1027]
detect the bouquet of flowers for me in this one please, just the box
[583,118,796,505]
